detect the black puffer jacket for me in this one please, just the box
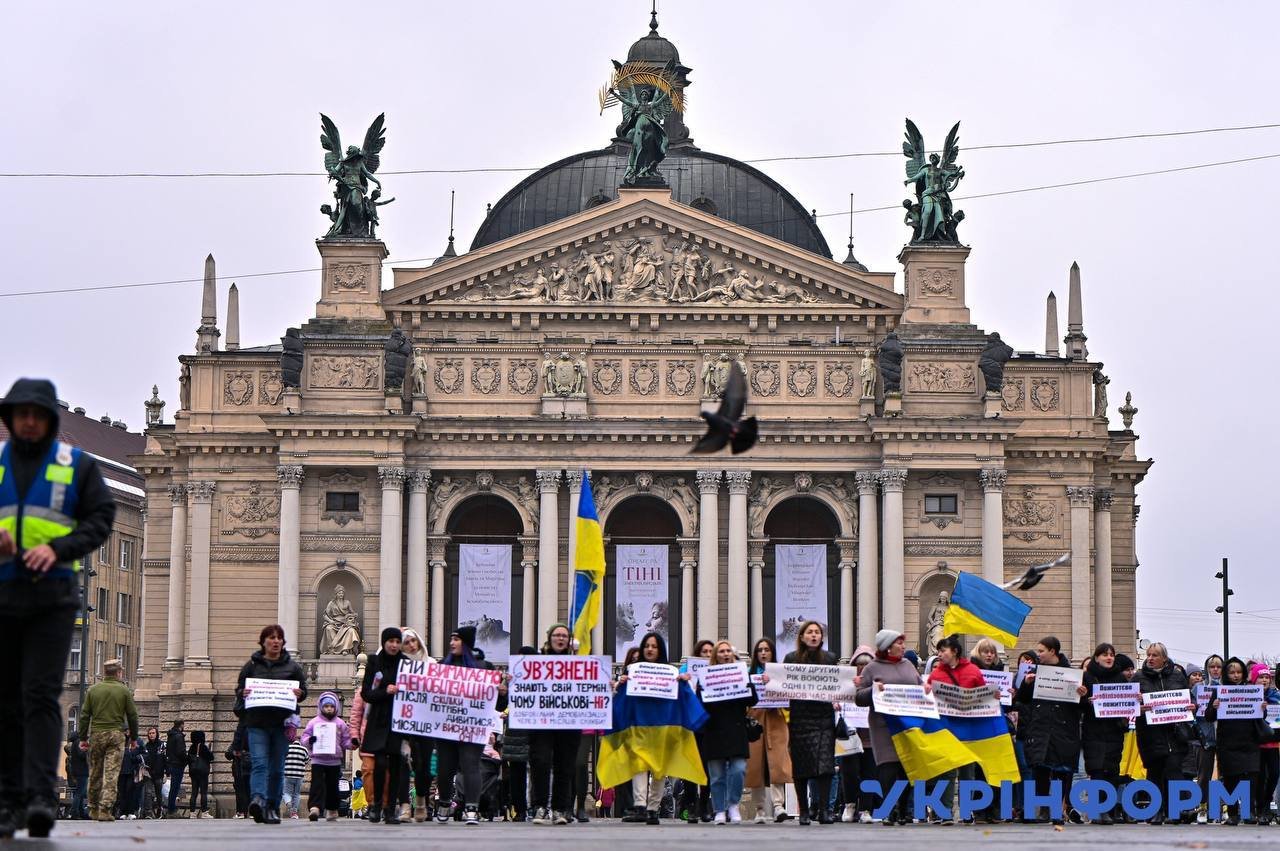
[1205,657,1278,777]
[697,681,758,761]
[235,649,308,729]
[1135,659,1193,761]
[1081,659,1129,773]
[1015,653,1082,769]
[783,649,839,777]
[359,648,404,754]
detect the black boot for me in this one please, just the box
[25,798,56,838]
[368,806,382,824]
[384,806,401,825]
[264,807,281,825]
[248,796,265,824]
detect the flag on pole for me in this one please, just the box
[569,472,605,654]
[942,571,1032,647]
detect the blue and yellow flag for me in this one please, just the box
[597,680,709,788]
[939,714,1020,785]
[569,472,605,655]
[884,712,1020,784]
[942,571,1032,647]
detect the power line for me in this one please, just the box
[2,122,1278,179]
[4,150,1279,300]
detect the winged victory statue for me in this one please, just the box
[320,113,394,239]
[599,60,683,185]
[902,119,965,243]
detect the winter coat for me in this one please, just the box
[927,657,987,689]
[1014,653,1082,769]
[165,727,186,769]
[783,649,840,777]
[186,736,213,777]
[855,655,923,766]
[697,681,758,761]
[745,704,792,786]
[348,690,371,755]
[64,739,88,777]
[303,711,353,766]
[502,719,531,763]
[1135,660,1194,762]
[142,738,166,776]
[235,648,308,729]
[1081,659,1129,773]
[1196,655,1224,749]
[359,649,404,755]
[1208,708,1275,777]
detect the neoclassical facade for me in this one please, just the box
[132,17,1150,768]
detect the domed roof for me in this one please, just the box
[627,12,680,65]
[470,145,833,259]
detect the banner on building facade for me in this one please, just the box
[774,544,828,650]
[458,544,512,664]
[391,657,503,742]
[614,544,669,661]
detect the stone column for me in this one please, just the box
[536,469,561,633]
[184,481,215,668]
[725,471,751,652]
[748,539,766,648]
[519,536,539,649]
[679,538,698,654]
[855,472,879,646]
[837,538,857,661]
[165,484,187,665]
[1066,485,1096,660]
[428,536,448,656]
[377,466,407,632]
[696,470,722,643]
[276,466,304,652]
[878,469,908,633]
[1094,489,1114,646]
[979,468,1007,587]
[405,471,431,633]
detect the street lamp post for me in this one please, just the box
[1214,557,1233,661]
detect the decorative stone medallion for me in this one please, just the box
[630,359,659,395]
[592,359,623,395]
[788,362,817,397]
[508,359,538,395]
[751,361,780,397]
[825,362,854,397]
[471,358,502,394]
[666,360,696,396]
[434,358,464,394]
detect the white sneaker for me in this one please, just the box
[463,807,480,826]
[754,812,767,824]
[1197,812,1208,824]
[713,811,727,824]
[728,805,742,824]
[860,811,874,824]
[842,803,856,823]
[532,807,550,825]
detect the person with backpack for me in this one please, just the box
[186,731,213,818]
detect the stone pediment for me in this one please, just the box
[387,189,901,313]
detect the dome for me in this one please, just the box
[470,145,833,258]
[627,10,680,65]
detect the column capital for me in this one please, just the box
[855,471,879,495]
[188,481,216,502]
[877,468,908,493]
[696,469,722,494]
[428,534,449,562]
[407,470,432,493]
[564,469,589,491]
[837,537,858,563]
[979,468,1008,492]
[377,466,407,488]
[168,483,188,503]
[679,538,700,563]
[748,538,767,563]
[725,470,752,494]
[1094,488,1114,511]
[535,468,561,493]
[1066,484,1096,507]
[277,464,305,488]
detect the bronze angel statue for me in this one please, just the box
[320,113,394,239]
[600,61,683,185]
[903,119,965,243]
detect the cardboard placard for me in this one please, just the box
[699,662,752,703]
[507,655,613,729]
[391,658,503,742]
[1215,684,1264,720]
[1142,688,1194,726]
[1031,665,1084,704]
[983,669,1014,707]
[1092,682,1141,719]
[750,674,789,709]
[932,681,1001,718]
[626,662,679,700]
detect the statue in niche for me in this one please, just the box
[924,589,951,655]
[978,332,1014,393]
[320,585,362,656]
[178,363,191,410]
[701,353,733,398]
[859,350,877,398]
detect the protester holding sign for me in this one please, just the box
[432,625,506,826]
[1205,658,1269,824]
[695,641,758,824]
[301,692,353,821]
[745,638,792,824]
[527,623,584,826]
[778,621,839,825]
[1080,643,1129,824]
[1014,636,1085,825]
[234,624,307,826]
[399,628,435,821]
[853,628,923,827]
[359,627,405,825]
[677,640,714,824]
[1251,664,1280,825]
[926,635,987,823]
[839,645,878,824]
[1134,642,1195,824]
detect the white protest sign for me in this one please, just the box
[835,705,864,755]
[1267,704,1280,728]
[1142,688,1194,725]
[872,683,940,719]
[751,674,789,709]
[983,669,1014,707]
[699,662,752,703]
[1015,660,1034,689]
[844,702,870,728]
[932,682,1001,718]
[244,678,299,711]
[685,657,709,686]
[1194,684,1212,717]
[1092,682,1141,719]
[1216,685,1264,719]
[1031,665,1084,704]
[626,662,679,699]
[391,658,503,742]
[312,721,337,756]
[507,655,612,729]
[762,663,857,703]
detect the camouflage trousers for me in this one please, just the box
[87,730,124,815]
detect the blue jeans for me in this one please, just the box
[166,765,184,812]
[246,726,288,807]
[707,758,746,814]
[282,775,304,816]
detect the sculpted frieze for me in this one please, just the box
[508,359,539,395]
[906,361,977,394]
[1003,486,1058,543]
[788,362,817,397]
[1030,378,1060,412]
[630,359,659,395]
[309,355,379,390]
[222,483,280,539]
[329,262,368,291]
[258,370,285,405]
[434,358,464,394]
[824,362,856,398]
[1001,378,1025,412]
[750,361,780,397]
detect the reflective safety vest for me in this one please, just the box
[0,439,83,580]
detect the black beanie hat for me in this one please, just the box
[380,626,403,648]
[453,625,477,650]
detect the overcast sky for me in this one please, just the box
[2,1,1276,662]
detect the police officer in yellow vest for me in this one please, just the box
[0,378,115,839]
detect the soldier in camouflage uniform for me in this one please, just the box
[80,659,138,821]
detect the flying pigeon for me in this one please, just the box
[1002,552,1069,592]
[691,361,758,455]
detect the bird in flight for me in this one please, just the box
[691,361,758,455]
[1002,553,1069,592]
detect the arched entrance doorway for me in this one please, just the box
[764,496,841,655]
[604,495,684,661]
[445,494,524,662]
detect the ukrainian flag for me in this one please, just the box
[597,681,709,788]
[942,571,1032,647]
[940,714,1020,785]
[884,713,1020,784]
[569,472,605,655]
